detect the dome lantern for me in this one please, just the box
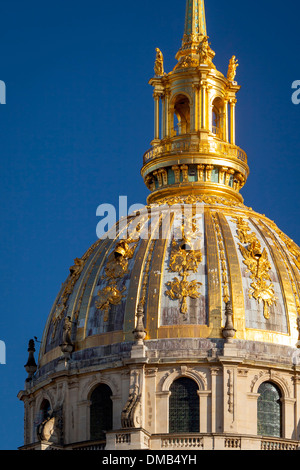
[144,0,248,205]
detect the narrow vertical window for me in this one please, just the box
[90,384,113,440]
[257,382,282,438]
[169,377,199,433]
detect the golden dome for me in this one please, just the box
[36,0,300,372]
[37,194,300,371]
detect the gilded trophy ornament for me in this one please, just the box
[96,239,138,321]
[233,217,277,319]
[51,257,85,338]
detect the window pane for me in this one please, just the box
[257,382,281,438]
[169,378,199,433]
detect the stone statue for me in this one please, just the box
[60,316,74,360]
[227,55,239,82]
[154,48,164,76]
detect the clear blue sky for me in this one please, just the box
[0,0,299,449]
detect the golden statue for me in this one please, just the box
[154,48,164,76]
[199,36,209,64]
[227,55,239,81]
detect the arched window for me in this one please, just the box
[169,377,199,433]
[212,97,223,138]
[172,95,190,136]
[90,384,113,440]
[257,382,282,438]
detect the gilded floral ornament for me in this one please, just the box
[95,283,126,322]
[165,235,202,314]
[166,275,202,314]
[233,217,277,319]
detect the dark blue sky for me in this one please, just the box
[0,0,299,449]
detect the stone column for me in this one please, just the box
[165,91,171,138]
[192,83,200,132]
[198,390,211,433]
[153,92,160,141]
[206,85,213,131]
[144,368,158,435]
[293,372,300,440]
[200,81,207,129]
[224,99,229,142]
[282,397,297,439]
[77,400,91,442]
[230,99,237,144]
[155,391,171,433]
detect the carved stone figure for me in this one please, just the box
[60,316,74,359]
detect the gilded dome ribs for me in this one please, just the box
[218,213,245,337]
[211,211,231,306]
[204,208,222,335]
[146,214,167,338]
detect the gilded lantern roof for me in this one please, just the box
[36,0,300,374]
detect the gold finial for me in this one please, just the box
[154,48,164,76]
[227,56,239,82]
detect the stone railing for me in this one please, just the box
[261,438,300,451]
[159,435,204,449]
[224,437,241,449]
[71,440,106,450]
[143,139,247,165]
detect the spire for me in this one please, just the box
[175,0,215,69]
[183,0,207,44]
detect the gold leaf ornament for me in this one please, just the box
[166,275,202,315]
[95,283,126,322]
[165,236,202,314]
[233,217,277,319]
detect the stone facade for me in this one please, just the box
[18,338,300,450]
